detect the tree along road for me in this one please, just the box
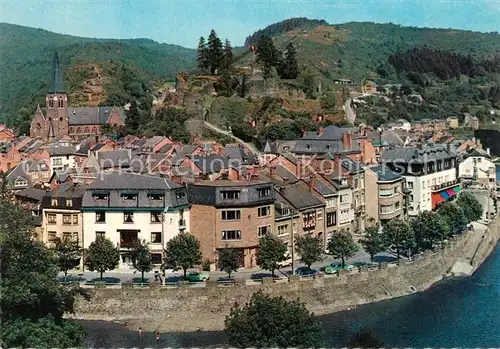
[63,249,396,283]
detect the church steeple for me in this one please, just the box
[49,52,66,94]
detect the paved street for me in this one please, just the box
[60,247,396,283]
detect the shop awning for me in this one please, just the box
[446,189,456,197]
[440,191,450,200]
[432,192,445,209]
[453,186,461,193]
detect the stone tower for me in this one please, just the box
[45,52,69,140]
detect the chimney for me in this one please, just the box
[296,161,303,178]
[279,186,285,193]
[309,174,316,192]
[270,166,277,178]
[317,126,324,136]
[342,132,352,151]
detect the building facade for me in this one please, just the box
[81,172,190,269]
[188,181,275,269]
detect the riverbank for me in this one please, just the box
[72,220,500,334]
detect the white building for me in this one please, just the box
[459,149,496,187]
[47,146,76,173]
[81,172,190,269]
[382,144,460,216]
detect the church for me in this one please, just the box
[30,53,126,141]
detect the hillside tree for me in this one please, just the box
[196,36,209,73]
[207,29,224,75]
[359,224,386,263]
[257,233,287,276]
[220,39,235,96]
[295,235,324,268]
[52,236,82,278]
[327,230,358,267]
[218,248,240,279]
[224,290,325,348]
[85,236,120,280]
[282,42,299,79]
[163,232,202,279]
[131,240,153,283]
[124,100,142,135]
[256,35,281,79]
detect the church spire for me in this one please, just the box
[49,52,66,94]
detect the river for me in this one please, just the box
[82,244,500,347]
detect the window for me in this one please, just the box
[395,201,401,209]
[62,214,72,225]
[48,97,54,108]
[148,194,164,201]
[379,188,394,197]
[151,232,162,243]
[48,231,56,241]
[122,193,137,200]
[340,194,349,203]
[221,190,240,200]
[326,198,335,207]
[258,206,271,217]
[58,97,64,108]
[151,253,162,264]
[124,212,134,223]
[258,225,271,237]
[221,230,241,240]
[407,182,413,189]
[354,178,359,189]
[93,193,109,200]
[339,209,350,223]
[48,214,57,224]
[66,199,72,207]
[95,231,105,239]
[150,212,162,223]
[277,224,289,236]
[394,187,399,194]
[317,210,323,220]
[380,205,394,214]
[72,232,78,242]
[326,212,337,227]
[51,198,58,206]
[281,208,290,216]
[95,212,106,223]
[257,187,271,197]
[409,194,414,202]
[221,210,241,221]
[63,232,72,241]
[53,158,62,166]
[72,214,78,225]
[176,192,186,199]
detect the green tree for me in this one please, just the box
[438,201,468,234]
[295,235,324,268]
[319,91,337,110]
[0,196,85,347]
[163,232,202,279]
[124,100,142,135]
[224,290,325,348]
[257,233,287,277]
[412,211,451,249]
[382,218,413,259]
[457,191,483,223]
[326,230,359,267]
[131,240,152,283]
[256,35,281,79]
[85,236,120,280]
[298,67,317,99]
[207,29,224,75]
[220,39,235,96]
[282,42,299,79]
[359,225,386,263]
[52,236,81,278]
[196,36,209,73]
[218,248,240,279]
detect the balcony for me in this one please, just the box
[303,219,316,230]
[431,179,460,192]
[179,219,186,228]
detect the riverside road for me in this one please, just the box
[61,248,396,283]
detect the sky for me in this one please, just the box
[0,0,499,48]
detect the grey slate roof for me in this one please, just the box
[222,145,256,165]
[368,165,403,182]
[191,154,229,174]
[302,177,337,196]
[381,144,457,164]
[87,172,181,190]
[14,188,46,202]
[275,182,324,210]
[47,146,76,156]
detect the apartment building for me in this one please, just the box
[273,194,300,254]
[81,172,190,269]
[47,146,76,173]
[365,165,406,224]
[382,144,460,216]
[458,149,496,187]
[40,182,85,266]
[187,180,275,269]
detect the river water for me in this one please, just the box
[82,244,500,347]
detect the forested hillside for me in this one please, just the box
[0,23,196,129]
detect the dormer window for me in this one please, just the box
[257,187,271,197]
[121,193,137,200]
[282,208,290,216]
[93,192,109,201]
[148,194,164,201]
[51,198,58,206]
[66,199,72,207]
[176,192,186,199]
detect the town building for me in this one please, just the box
[365,165,406,225]
[81,172,190,269]
[47,145,76,173]
[381,144,460,216]
[29,53,125,142]
[187,180,275,269]
[458,148,496,186]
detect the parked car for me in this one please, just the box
[295,267,317,277]
[186,271,210,282]
[278,253,293,268]
[324,263,354,274]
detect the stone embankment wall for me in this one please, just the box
[72,225,500,332]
